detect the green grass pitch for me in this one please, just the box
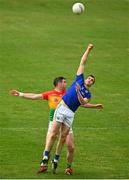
[0,0,129,178]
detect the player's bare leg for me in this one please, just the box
[51,124,70,174]
[45,131,57,152]
[44,120,61,153]
[38,120,61,173]
[42,132,57,160]
[56,124,70,155]
[65,133,74,175]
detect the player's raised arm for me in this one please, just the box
[9,89,42,100]
[77,44,94,75]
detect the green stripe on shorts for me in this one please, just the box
[49,109,55,121]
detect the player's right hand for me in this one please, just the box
[10,90,19,96]
[88,44,94,50]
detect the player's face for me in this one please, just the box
[85,76,94,87]
[62,79,67,89]
[58,79,67,90]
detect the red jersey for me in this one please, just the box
[42,89,66,109]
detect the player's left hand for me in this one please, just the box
[95,104,103,109]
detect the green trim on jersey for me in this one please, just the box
[49,108,55,121]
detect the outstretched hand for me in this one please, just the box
[88,44,94,51]
[95,104,103,109]
[10,90,19,96]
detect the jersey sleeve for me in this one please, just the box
[42,91,49,100]
[75,74,84,85]
[87,92,91,99]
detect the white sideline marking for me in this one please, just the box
[0,127,128,132]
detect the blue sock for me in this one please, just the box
[54,154,59,162]
[43,150,49,160]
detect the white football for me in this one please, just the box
[72,3,85,14]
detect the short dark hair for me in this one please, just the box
[87,74,95,84]
[53,76,66,87]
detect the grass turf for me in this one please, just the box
[0,0,129,178]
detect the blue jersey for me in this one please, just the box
[62,74,91,112]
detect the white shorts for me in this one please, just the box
[53,101,75,128]
[47,121,73,136]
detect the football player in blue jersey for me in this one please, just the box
[41,44,100,174]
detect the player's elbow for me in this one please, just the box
[80,61,85,66]
[31,95,38,100]
[32,94,42,100]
